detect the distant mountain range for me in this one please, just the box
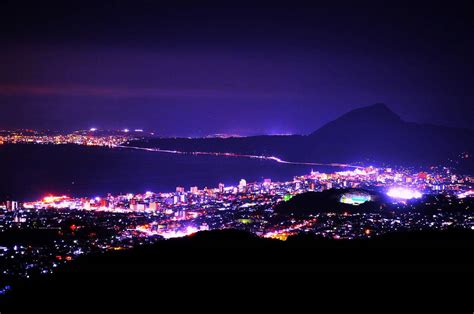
[130,103,474,170]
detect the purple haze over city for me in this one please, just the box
[1,0,473,136]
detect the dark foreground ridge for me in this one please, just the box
[2,229,473,311]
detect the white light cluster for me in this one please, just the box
[387,187,422,200]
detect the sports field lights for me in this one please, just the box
[387,187,422,200]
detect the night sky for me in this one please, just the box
[1,0,473,136]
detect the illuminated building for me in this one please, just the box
[176,187,185,193]
[417,172,428,180]
[100,199,108,208]
[340,192,371,205]
[149,202,159,211]
[176,209,185,219]
[6,201,19,211]
[239,179,247,192]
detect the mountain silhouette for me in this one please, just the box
[309,103,403,138]
[130,104,474,170]
[305,103,474,167]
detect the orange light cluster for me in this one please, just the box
[43,195,69,203]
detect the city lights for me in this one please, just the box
[387,187,423,200]
[43,195,70,203]
[1,133,473,298]
[2,164,473,297]
[458,190,474,199]
[0,129,143,147]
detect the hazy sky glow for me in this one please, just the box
[1,0,473,136]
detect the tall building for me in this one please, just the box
[175,209,185,219]
[6,201,18,211]
[218,183,225,193]
[238,179,247,192]
[149,202,158,211]
[130,199,138,210]
[190,186,199,194]
[176,186,185,193]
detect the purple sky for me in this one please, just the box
[1,0,473,136]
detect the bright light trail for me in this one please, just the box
[120,146,363,169]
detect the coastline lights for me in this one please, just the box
[387,187,422,200]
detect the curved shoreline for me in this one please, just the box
[120,145,363,169]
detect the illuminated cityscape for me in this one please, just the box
[1,162,473,295]
[1,0,473,309]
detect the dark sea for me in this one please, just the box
[0,144,345,201]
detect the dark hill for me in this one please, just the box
[273,189,385,216]
[2,229,473,311]
[129,103,474,171]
